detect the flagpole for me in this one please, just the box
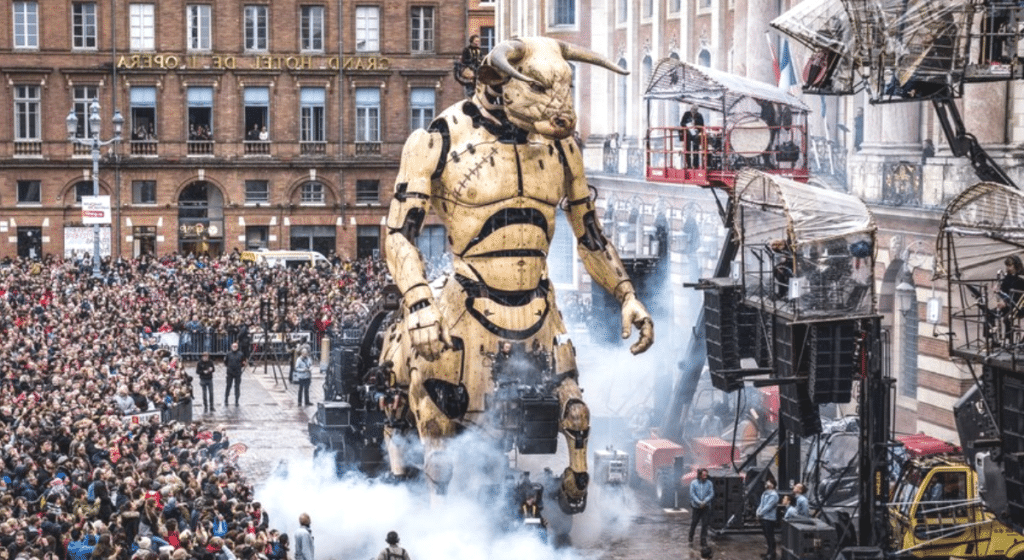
[822,96,834,174]
[766,32,780,83]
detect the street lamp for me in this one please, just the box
[66,99,123,278]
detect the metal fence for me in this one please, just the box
[123,398,193,426]
[175,330,324,360]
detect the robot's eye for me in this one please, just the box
[530,83,547,94]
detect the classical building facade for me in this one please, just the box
[499,0,1024,440]
[0,0,494,261]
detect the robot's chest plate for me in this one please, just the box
[436,135,567,208]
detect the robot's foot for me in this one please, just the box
[557,468,589,514]
[379,467,420,484]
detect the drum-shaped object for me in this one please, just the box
[728,118,770,154]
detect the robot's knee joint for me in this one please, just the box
[425,451,454,494]
[562,398,590,425]
[564,427,590,449]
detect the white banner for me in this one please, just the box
[81,195,112,224]
[64,227,111,258]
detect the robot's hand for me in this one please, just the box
[408,303,452,361]
[620,294,654,355]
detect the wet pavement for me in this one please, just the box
[191,359,771,560]
[188,358,315,481]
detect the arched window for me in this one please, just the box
[73,181,95,204]
[629,200,643,254]
[698,49,711,67]
[895,278,919,398]
[642,55,653,90]
[300,181,325,205]
[603,197,617,244]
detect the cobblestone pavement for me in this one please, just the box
[190,360,773,560]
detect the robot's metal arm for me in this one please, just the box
[563,146,653,353]
[575,210,636,302]
[562,151,636,303]
[385,128,443,310]
[932,98,1017,188]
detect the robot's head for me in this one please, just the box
[475,37,627,139]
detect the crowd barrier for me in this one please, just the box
[123,398,193,425]
[173,330,323,360]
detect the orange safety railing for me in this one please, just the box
[645,124,810,188]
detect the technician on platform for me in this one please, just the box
[680,104,705,168]
[688,468,714,547]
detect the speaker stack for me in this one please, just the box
[808,321,857,404]
[999,371,1024,532]
[705,282,758,392]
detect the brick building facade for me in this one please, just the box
[0,0,493,261]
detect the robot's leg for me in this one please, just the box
[382,425,408,478]
[379,329,413,479]
[422,441,455,501]
[555,375,590,514]
[407,363,463,500]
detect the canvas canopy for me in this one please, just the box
[936,181,1024,281]
[733,171,875,318]
[733,170,875,248]
[772,0,978,100]
[769,0,858,94]
[645,58,810,116]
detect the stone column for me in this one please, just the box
[711,0,728,69]
[850,101,923,203]
[1010,82,1024,146]
[733,0,747,75]
[861,102,921,152]
[963,81,1008,145]
[745,0,774,84]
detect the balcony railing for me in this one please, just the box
[355,142,381,155]
[300,141,326,155]
[131,140,159,156]
[14,140,42,156]
[187,140,214,156]
[245,141,271,155]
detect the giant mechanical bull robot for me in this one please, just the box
[379,37,654,514]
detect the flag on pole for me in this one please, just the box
[766,33,781,83]
[779,39,797,91]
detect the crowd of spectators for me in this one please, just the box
[187,125,212,142]
[0,250,391,560]
[557,292,593,327]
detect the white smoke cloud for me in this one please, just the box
[255,194,730,559]
[257,421,647,560]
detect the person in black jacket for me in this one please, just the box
[196,353,216,413]
[237,323,252,361]
[224,343,246,407]
[458,35,484,97]
[997,255,1024,344]
[680,105,705,168]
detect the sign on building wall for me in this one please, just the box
[64,227,111,258]
[81,196,112,224]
